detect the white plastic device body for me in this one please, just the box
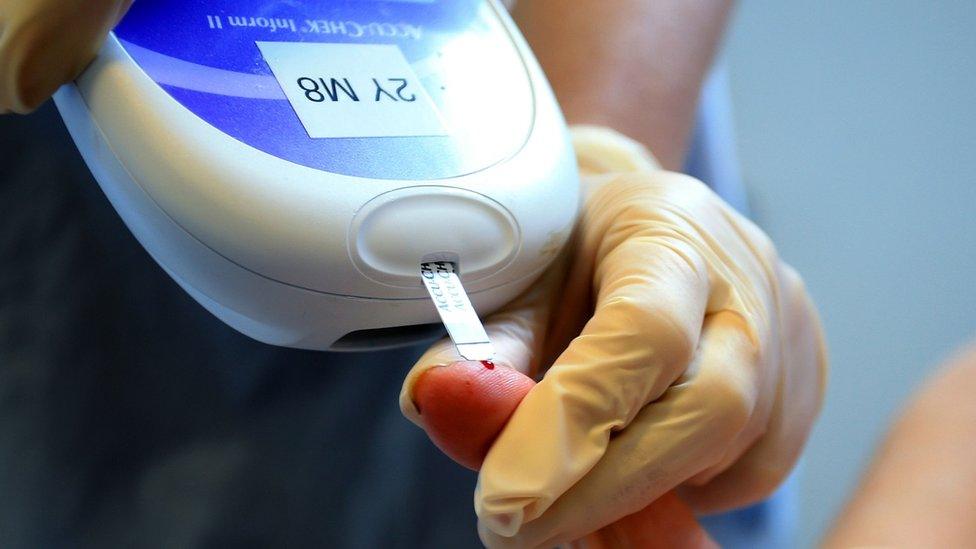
[54,0,578,351]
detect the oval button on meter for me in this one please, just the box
[350,187,520,288]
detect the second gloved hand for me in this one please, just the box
[401,126,827,548]
[0,0,132,114]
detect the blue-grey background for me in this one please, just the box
[725,2,976,546]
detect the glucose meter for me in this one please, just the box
[55,0,578,351]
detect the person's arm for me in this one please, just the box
[825,342,976,547]
[512,0,734,169]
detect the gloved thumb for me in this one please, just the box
[0,0,133,114]
[407,346,714,548]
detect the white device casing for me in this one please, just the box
[54,4,578,351]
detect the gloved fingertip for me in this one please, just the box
[480,509,525,539]
[413,360,535,471]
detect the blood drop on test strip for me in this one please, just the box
[420,261,495,361]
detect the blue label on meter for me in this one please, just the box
[114,0,535,180]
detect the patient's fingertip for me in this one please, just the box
[413,361,535,470]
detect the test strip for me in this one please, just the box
[420,261,495,361]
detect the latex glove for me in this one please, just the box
[401,126,827,548]
[0,0,132,114]
[412,360,716,549]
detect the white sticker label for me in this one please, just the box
[257,41,447,138]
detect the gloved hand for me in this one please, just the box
[0,0,132,114]
[401,126,827,548]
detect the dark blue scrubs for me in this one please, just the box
[0,104,481,548]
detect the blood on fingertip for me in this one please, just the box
[480,360,495,370]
